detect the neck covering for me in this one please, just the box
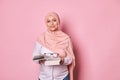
[37,30,75,80]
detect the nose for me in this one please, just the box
[50,21,54,25]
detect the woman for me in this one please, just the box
[33,12,75,80]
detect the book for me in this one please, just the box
[33,55,45,60]
[33,55,61,65]
[44,58,61,65]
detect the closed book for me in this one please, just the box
[45,58,61,65]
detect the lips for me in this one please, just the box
[50,26,55,28]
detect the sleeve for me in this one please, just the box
[63,57,72,65]
[32,41,42,63]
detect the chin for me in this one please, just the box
[50,30,56,32]
[50,28,57,31]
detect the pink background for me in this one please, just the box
[0,0,120,80]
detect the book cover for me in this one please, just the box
[33,55,45,60]
[33,54,61,65]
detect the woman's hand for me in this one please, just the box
[39,60,45,64]
[57,54,64,65]
[59,57,64,65]
[57,51,66,58]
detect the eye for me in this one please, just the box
[47,20,50,23]
[53,19,56,22]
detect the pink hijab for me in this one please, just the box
[37,12,75,80]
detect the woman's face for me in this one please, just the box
[45,15,59,32]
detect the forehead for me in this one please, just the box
[46,14,58,19]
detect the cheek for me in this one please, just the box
[54,22,59,26]
[46,23,50,27]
